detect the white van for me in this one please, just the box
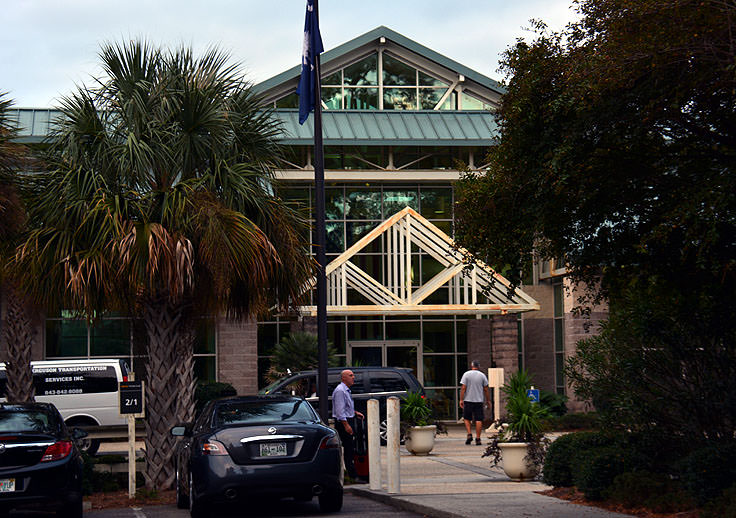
[0,358,130,454]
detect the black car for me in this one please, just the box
[0,402,86,517]
[171,395,343,518]
[259,366,424,441]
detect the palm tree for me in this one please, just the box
[14,42,313,490]
[0,93,35,403]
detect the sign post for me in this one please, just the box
[119,374,145,499]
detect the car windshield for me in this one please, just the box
[258,377,291,395]
[214,400,316,427]
[0,408,58,433]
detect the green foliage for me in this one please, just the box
[500,369,550,442]
[702,484,736,518]
[542,433,578,487]
[400,391,433,427]
[542,412,598,432]
[678,442,736,506]
[81,452,144,495]
[266,332,338,382]
[195,381,237,413]
[606,471,694,512]
[539,389,567,417]
[455,0,736,445]
[576,446,633,500]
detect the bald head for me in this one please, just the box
[341,369,356,387]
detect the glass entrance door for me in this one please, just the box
[349,340,420,378]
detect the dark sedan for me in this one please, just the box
[171,395,343,518]
[0,402,85,517]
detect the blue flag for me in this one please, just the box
[296,0,324,125]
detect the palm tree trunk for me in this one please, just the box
[176,323,197,424]
[2,283,35,402]
[142,298,185,491]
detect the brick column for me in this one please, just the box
[492,314,519,418]
[217,318,258,395]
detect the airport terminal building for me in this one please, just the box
[2,27,603,417]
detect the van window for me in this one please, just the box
[33,366,118,396]
[369,371,408,392]
[327,372,365,394]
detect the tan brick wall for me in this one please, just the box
[217,318,258,395]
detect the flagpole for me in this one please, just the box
[312,0,329,423]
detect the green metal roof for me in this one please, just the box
[255,26,505,97]
[10,108,498,146]
[274,109,497,146]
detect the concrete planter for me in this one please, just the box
[405,425,436,455]
[498,442,538,481]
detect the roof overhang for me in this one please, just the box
[298,207,539,317]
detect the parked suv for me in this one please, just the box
[259,367,424,441]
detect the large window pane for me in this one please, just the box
[90,319,130,356]
[383,55,415,86]
[325,187,344,219]
[194,357,216,384]
[328,321,346,354]
[322,87,342,109]
[345,188,381,219]
[258,323,278,356]
[275,93,299,108]
[460,92,493,111]
[425,388,457,420]
[325,222,344,253]
[46,320,87,357]
[384,88,417,110]
[348,321,383,341]
[194,319,216,355]
[351,254,383,283]
[423,355,456,387]
[419,88,445,110]
[423,321,454,352]
[385,321,420,340]
[323,71,341,85]
[457,321,467,352]
[344,88,378,110]
[343,54,378,85]
[418,71,448,87]
[420,255,444,284]
[421,187,452,219]
[383,189,418,216]
[346,222,380,249]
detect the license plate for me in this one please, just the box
[259,442,287,457]
[0,479,15,492]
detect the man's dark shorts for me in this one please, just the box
[463,401,484,422]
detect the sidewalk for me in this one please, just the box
[350,426,633,518]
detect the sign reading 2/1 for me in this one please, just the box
[119,381,144,415]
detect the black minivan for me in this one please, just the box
[259,367,424,440]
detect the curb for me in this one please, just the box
[349,486,464,518]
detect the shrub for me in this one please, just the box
[607,471,694,512]
[702,483,736,518]
[542,433,578,487]
[678,442,736,506]
[543,412,599,432]
[575,445,633,500]
[539,389,568,416]
[195,381,236,413]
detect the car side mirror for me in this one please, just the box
[170,424,192,437]
[71,427,88,440]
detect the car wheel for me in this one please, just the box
[380,418,405,445]
[76,435,101,456]
[176,465,188,509]
[189,471,209,518]
[57,495,83,518]
[318,485,343,513]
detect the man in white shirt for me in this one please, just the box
[459,360,491,445]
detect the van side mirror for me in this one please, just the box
[170,424,192,437]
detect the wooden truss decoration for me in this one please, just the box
[299,207,539,316]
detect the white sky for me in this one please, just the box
[1,0,576,108]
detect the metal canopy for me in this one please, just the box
[298,207,539,316]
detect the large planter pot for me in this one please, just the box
[405,425,436,455]
[498,442,538,481]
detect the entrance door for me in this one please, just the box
[349,340,420,380]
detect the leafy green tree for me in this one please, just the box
[266,331,338,382]
[13,42,313,489]
[455,0,736,440]
[0,93,35,403]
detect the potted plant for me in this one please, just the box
[482,369,550,481]
[400,391,438,455]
